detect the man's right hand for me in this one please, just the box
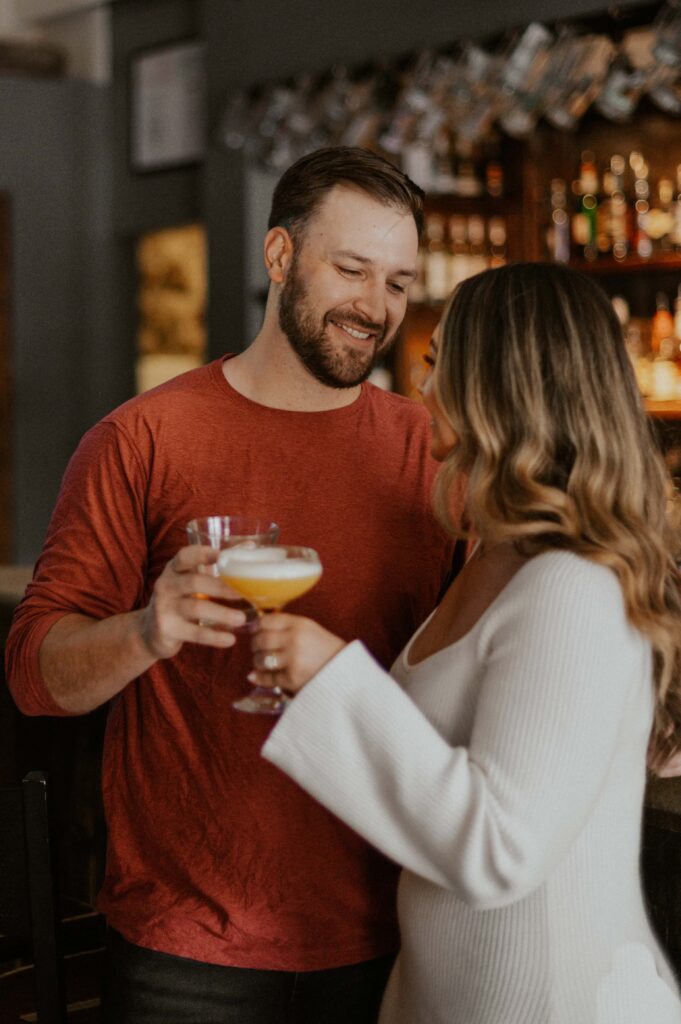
[139,545,247,660]
[39,545,247,713]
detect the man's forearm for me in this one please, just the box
[39,610,157,714]
[35,547,245,715]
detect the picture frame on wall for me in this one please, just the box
[129,39,206,173]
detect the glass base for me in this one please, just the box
[232,686,291,715]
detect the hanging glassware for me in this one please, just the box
[542,32,615,130]
[496,23,554,137]
[339,66,386,149]
[378,51,437,156]
[595,46,647,122]
[452,44,503,145]
[315,65,358,146]
[652,0,681,68]
[621,26,681,117]
[214,5,681,172]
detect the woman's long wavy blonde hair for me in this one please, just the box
[433,262,681,770]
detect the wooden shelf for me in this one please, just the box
[645,400,681,420]
[571,254,681,275]
[423,192,520,213]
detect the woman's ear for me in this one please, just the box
[264,227,293,284]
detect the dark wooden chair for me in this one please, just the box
[0,772,105,1023]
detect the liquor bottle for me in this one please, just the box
[488,217,507,267]
[651,291,674,355]
[651,339,680,401]
[430,127,457,195]
[572,151,598,261]
[448,215,472,292]
[646,178,675,252]
[467,215,488,277]
[608,155,629,262]
[452,139,483,198]
[631,152,653,260]
[546,179,570,263]
[423,213,450,303]
[671,164,681,252]
[674,285,681,343]
[401,141,434,194]
[483,135,504,198]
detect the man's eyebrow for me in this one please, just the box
[331,250,417,279]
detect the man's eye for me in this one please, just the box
[339,266,361,276]
[388,282,406,294]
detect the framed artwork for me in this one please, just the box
[129,39,206,173]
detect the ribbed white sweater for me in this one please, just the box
[263,551,681,1024]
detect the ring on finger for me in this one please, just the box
[262,652,282,672]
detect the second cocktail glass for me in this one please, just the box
[217,544,323,715]
[186,516,280,631]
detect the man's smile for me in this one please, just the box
[327,317,383,345]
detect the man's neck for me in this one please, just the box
[223,329,362,412]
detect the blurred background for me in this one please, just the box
[3,0,681,565]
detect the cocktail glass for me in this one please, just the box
[217,544,323,714]
[186,516,280,631]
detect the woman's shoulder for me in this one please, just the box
[470,549,648,698]
[517,547,621,587]
[494,548,630,631]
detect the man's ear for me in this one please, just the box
[264,227,293,284]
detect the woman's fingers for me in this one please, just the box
[251,614,292,653]
[249,615,346,694]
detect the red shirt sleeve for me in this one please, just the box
[5,419,149,716]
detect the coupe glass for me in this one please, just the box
[217,545,323,715]
[186,516,280,631]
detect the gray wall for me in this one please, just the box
[202,0,648,92]
[0,76,116,563]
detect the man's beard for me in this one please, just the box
[278,258,392,389]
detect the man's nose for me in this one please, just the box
[354,279,387,326]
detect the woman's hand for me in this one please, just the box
[250,614,346,695]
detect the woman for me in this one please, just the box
[253,263,681,1023]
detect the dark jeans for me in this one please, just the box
[102,929,395,1024]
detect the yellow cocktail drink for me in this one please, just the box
[220,569,322,610]
[218,546,322,611]
[217,545,323,715]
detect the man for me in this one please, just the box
[6,147,452,1023]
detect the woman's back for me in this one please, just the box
[381,550,677,1024]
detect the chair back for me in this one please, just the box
[0,771,67,1023]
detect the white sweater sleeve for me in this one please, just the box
[262,555,648,909]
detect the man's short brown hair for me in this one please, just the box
[268,146,424,240]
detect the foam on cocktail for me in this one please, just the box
[219,558,319,580]
[217,547,321,609]
[217,546,285,571]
